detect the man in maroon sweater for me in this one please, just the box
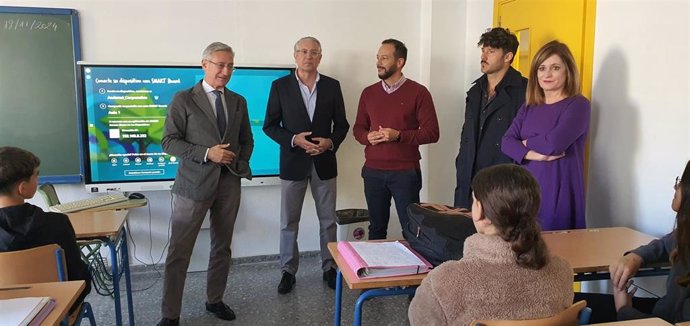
[353,39,440,240]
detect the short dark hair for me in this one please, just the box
[381,38,407,63]
[0,146,40,195]
[478,27,519,63]
[471,164,547,270]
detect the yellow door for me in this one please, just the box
[494,0,596,99]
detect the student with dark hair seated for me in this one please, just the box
[408,164,573,326]
[0,146,91,313]
[577,160,690,323]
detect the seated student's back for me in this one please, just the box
[0,204,91,287]
[0,146,91,312]
[408,164,573,325]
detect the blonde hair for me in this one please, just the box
[526,40,580,105]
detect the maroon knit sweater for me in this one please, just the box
[353,79,440,170]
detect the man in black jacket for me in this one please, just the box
[454,28,528,208]
[263,37,349,294]
[0,146,91,313]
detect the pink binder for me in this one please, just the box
[337,241,432,279]
[28,298,56,326]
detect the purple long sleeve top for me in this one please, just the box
[502,94,591,231]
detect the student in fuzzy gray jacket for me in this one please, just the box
[408,164,573,326]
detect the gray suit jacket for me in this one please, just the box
[162,81,254,200]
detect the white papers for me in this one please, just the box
[0,297,53,326]
[349,241,426,267]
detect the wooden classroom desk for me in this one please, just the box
[328,242,426,290]
[68,210,128,239]
[585,317,672,325]
[543,227,668,281]
[0,281,85,326]
[328,241,426,326]
[68,209,134,326]
[330,228,665,325]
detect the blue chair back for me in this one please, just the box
[578,306,592,325]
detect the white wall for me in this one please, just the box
[426,0,493,205]
[585,0,690,296]
[3,0,474,268]
[587,0,690,237]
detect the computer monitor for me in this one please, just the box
[78,63,292,192]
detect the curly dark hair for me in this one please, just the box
[0,146,40,195]
[478,27,519,63]
[471,164,547,269]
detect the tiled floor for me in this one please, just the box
[85,254,411,325]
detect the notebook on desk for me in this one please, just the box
[0,296,56,326]
[337,241,432,279]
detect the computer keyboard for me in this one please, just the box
[49,193,129,213]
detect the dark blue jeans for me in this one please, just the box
[362,167,422,240]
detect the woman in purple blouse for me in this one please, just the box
[501,40,590,231]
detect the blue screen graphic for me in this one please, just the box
[80,65,291,184]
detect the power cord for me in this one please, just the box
[123,193,173,293]
[627,280,661,298]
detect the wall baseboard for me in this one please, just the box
[128,250,321,274]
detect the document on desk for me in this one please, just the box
[0,296,56,326]
[337,241,432,279]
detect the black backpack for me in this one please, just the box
[403,203,477,266]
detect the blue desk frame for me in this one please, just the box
[75,203,144,326]
[109,227,134,326]
[80,226,134,326]
[334,270,418,326]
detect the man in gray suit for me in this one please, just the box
[158,42,254,326]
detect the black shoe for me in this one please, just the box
[277,271,296,294]
[157,318,179,326]
[323,268,337,289]
[205,301,236,321]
